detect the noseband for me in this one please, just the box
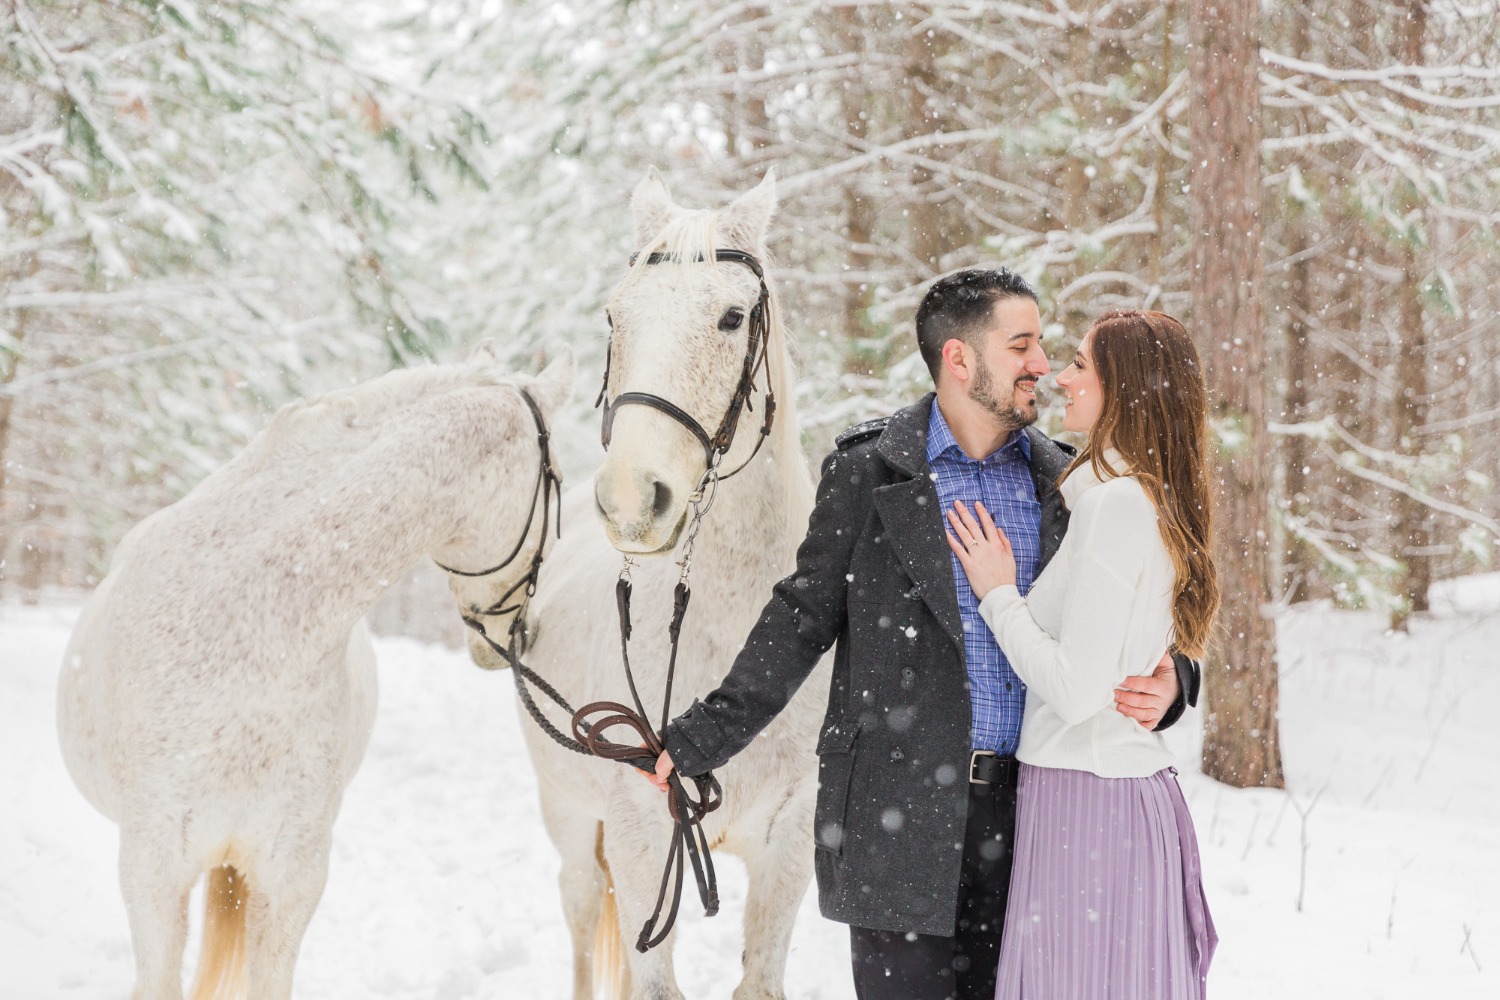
[595,248,777,481]
[435,385,562,633]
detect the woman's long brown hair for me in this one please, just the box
[1062,310,1220,659]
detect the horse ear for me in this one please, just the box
[533,346,575,414]
[721,169,777,250]
[468,338,501,365]
[632,166,676,246]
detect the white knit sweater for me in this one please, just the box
[977,449,1178,778]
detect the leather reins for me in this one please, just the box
[455,249,780,954]
[571,247,783,947]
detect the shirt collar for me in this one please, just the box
[926,401,1032,466]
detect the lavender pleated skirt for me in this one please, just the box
[995,764,1217,1000]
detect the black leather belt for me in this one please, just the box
[969,750,1018,785]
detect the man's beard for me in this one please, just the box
[969,354,1039,431]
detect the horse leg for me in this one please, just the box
[243,826,333,1000]
[730,788,817,1000]
[603,804,685,1000]
[118,829,194,1000]
[538,790,617,1000]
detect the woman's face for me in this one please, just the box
[1056,328,1104,434]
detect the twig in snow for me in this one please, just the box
[1266,791,1292,848]
[1289,783,1328,913]
[1460,924,1481,972]
[1414,692,1464,782]
[1240,804,1261,862]
[1361,758,1395,808]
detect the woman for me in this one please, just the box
[944,309,1219,1000]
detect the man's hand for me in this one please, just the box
[1113,652,1180,730]
[645,749,675,792]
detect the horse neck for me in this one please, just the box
[681,366,812,598]
[248,415,486,638]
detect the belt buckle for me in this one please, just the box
[969,749,996,784]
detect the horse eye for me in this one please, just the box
[718,307,745,332]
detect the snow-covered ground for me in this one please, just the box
[4,578,1498,999]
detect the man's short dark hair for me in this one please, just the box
[915,267,1039,380]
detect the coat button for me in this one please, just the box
[901,667,916,682]
[890,748,905,762]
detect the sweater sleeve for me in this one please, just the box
[976,483,1157,726]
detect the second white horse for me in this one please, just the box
[57,348,572,1000]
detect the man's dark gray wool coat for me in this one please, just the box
[662,393,1198,938]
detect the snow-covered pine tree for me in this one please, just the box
[0,0,501,591]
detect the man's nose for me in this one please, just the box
[1026,351,1050,376]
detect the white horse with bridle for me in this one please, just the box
[56,347,572,1000]
[484,169,825,1000]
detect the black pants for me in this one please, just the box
[848,778,1019,1000]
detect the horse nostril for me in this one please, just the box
[651,479,674,521]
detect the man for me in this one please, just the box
[653,268,1200,999]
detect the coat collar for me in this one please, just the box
[875,393,936,477]
[1023,425,1075,490]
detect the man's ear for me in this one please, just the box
[940,339,972,384]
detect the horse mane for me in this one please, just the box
[234,361,514,478]
[628,207,815,531]
[760,281,815,530]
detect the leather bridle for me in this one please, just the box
[457,249,782,955]
[595,249,777,482]
[437,369,724,956]
[435,386,562,638]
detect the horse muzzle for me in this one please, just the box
[464,626,511,671]
[594,467,690,556]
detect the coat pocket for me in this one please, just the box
[814,719,862,855]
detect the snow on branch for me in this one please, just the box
[1271,419,1500,536]
[1263,48,1500,88]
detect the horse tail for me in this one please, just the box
[593,834,628,1000]
[188,864,249,1000]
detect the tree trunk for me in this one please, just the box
[1280,4,1314,604]
[1282,237,1313,603]
[905,17,945,274]
[1152,0,1179,289]
[1390,0,1431,630]
[0,249,35,597]
[1189,0,1284,788]
[0,381,14,594]
[838,7,875,359]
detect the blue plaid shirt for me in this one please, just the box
[926,403,1041,754]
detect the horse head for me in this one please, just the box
[441,346,574,669]
[594,167,780,555]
